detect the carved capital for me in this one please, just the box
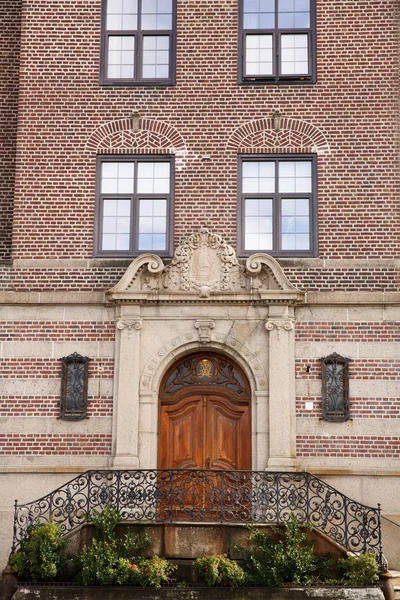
[265,319,294,341]
[195,320,215,344]
[116,318,143,339]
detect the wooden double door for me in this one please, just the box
[159,354,251,472]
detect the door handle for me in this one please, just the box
[205,457,210,469]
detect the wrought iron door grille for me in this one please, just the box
[11,469,383,568]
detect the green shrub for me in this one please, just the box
[236,514,332,587]
[194,554,245,588]
[86,505,121,541]
[118,529,151,560]
[73,537,119,585]
[137,556,177,588]
[339,552,379,586]
[74,505,169,587]
[10,521,67,582]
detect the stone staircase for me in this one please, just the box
[391,571,400,600]
[388,571,400,599]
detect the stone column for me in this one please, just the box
[254,391,269,471]
[111,310,142,469]
[265,305,297,471]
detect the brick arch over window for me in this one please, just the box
[227,117,330,154]
[85,117,187,155]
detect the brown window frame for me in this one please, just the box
[238,154,318,257]
[100,0,177,86]
[94,155,174,258]
[238,0,316,85]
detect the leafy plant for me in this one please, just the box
[10,521,67,582]
[73,537,119,585]
[236,514,332,587]
[74,505,170,587]
[339,552,379,586]
[194,554,245,588]
[87,505,121,541]
[118,529,151,560]
[137,556,177,588]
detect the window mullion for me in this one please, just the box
[274,160,279,254]
[133,160,138,252]
[275,0,279,80]
[131,194,136,254]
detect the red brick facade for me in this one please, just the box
[0,0,21,261]
[0,1,399,491]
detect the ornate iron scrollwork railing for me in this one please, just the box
[11,469,383,568]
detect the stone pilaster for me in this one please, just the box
[265,306,297,471]
[111,312,142,468]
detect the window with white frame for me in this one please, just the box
[95,156,173,256]
[239,155,317,256]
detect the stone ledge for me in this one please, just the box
[0,292,107,305]
[10,586,386,600]
[0,291,399,306]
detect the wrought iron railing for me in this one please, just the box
[11,469,383,568]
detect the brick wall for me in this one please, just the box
[4,0,397,292]
[0,434,112,455]
[0,0,22,260]
[295,316,400,460]
[0,1,399,462]
[0,314,114,454]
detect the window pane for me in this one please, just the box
[245,35,273,75]
[102,199,131,251]
[244,0,275,29]
[138,199,167,250]
[244,0,259,11]
[278,0,309,29]
[243,161,275,193]
[244,13,260,28]
[244,198,273,250]
[246,198,259,216]
[137,161,170,193]
[108,0,123,11]
[295,0,309,9]
[281,34,309,75]
[107,0,138,31]
[141,0,173,30]
[107,36,135,78]
[142,36,170,79]
[259,12,275,28]
[102,162,134,193]
[103,199,118,216]
[281,198,310,250]
[279,160,311,192]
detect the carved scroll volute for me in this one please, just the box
[265,319,294,341]
[116,317,143,340]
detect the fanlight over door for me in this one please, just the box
[159,353,251,471]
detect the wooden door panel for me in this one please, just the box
[206,395,250,471]
[160,397,203,469]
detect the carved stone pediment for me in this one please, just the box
[108,229,303,303]
[162,229,240,297]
